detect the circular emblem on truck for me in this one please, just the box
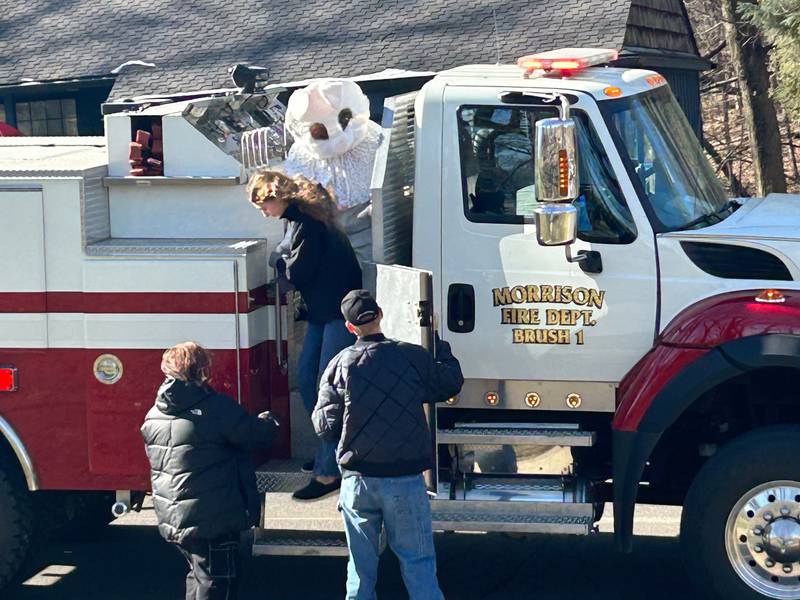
[93,354,123,385]
[525,392,541,408]
[565,393,582,409]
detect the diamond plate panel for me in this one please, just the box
[430,501,594,534]
[256,460,311,493]
[257,531,347,547]
[253,529,349,556]
[86,237,265,257]
[431,512,592,525]
[437,427,596,447]
[256,471,310,494]
[472,480,563,492]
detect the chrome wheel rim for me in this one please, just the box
[726,481,800,599]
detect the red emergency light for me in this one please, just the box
[517,48,619,76]
[0,366,17,392]
[755,289,786,304]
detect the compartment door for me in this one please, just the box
[364,263,433,349]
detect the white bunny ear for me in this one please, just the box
[313,79,346,110]
[286,87,311,120]
[339,80,370,116]
[311,79,369,116]
[286,88,313,139]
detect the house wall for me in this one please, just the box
[659,68,701,137]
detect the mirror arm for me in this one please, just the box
[565,246,603,274]
[565,245,587,263]
[508,91,572,119]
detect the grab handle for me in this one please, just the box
[274,272,288,375]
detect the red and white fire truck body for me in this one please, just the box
[0,124,290,495]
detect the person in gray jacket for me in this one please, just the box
[313,289,464,600]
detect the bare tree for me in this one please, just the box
[721,0,786,195]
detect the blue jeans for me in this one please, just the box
[340,472,443,600]
[298,319,354,477]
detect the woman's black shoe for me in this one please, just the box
[292,478,341,501]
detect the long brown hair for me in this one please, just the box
[247,170,338,225]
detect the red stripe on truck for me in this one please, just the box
[0,287,274,314]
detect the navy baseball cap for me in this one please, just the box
[341,289,381,325]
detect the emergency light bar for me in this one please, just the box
[517,48,618,76]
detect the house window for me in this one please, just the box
[15,99,78,136]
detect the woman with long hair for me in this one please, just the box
[248,170,362,500]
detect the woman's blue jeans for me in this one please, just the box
[298,319,354,477]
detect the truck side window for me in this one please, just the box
[457,105,637,244]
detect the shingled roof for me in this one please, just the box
[0,0,699,99]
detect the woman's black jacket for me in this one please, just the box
[276,203,362,324]
[140,378,278,544]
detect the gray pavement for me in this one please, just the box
[6,499,696,600]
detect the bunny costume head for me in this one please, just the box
[283,78,382,262]
[286,79,373,160]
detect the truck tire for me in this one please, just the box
[680,425,800,600]
[0,462,34,591]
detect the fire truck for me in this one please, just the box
[2,48,800,599]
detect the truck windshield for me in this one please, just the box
[600,86,732,233]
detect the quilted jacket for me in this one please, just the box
[140,378,278,543]
[312,334,463,477]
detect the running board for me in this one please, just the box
[437,425,595,447]
[253,529,349,557]
[430,500,593,535]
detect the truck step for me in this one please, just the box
[437,423,595,447]
[430,500,593,535]
[256,459,310,494]
[253,529,349,557]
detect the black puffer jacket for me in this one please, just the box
[276,203,362,324]
[313,334,464,477]
[140,378,278,543]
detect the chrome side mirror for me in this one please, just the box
[534,94,579,248]
[530,96,601,272]
[535,116,578,204]
[533,203,577,246]
[533,117,579,248]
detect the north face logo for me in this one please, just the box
[190,409,202,416]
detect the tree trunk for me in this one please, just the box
[721,0,787,196]
[783,113,799,182]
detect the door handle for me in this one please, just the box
[447,284,475,333]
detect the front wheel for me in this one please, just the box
[681,426,800,600]
[0,460,34,591]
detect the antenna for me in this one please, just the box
[492,8,501,65]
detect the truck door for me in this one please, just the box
[440,86,657,386]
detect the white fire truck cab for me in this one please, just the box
[3,49,800,600]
